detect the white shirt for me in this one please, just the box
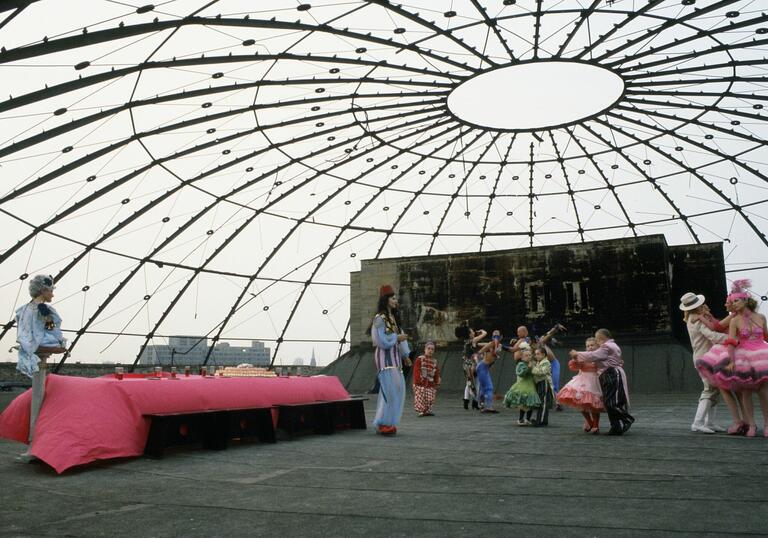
[686,316,727,359]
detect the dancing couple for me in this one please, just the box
[692,280,768,437]
[569,329,634,435]
[504,324,563,425]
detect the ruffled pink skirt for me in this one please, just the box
[557,371,604,412]
[695,340,768,391]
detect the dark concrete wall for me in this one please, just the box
[668,243,729,342]
[351,235,726,348]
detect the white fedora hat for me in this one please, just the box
[679,292,705,311]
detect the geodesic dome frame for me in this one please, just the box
[1,0,767,369]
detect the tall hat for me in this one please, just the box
[727,279,751,302]
[379,284,395,297]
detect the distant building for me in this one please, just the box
[140,336,270,366]
[293,357,304,366]
[310,348,317,367]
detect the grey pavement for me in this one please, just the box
[1,390,766,537]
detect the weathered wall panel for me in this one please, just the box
[351,235,725,347]
[668,243,729,341]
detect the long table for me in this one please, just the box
[0,373,349,473]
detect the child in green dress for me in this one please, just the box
[503,349,541,425]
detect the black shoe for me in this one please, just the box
[621,421,632,434]
[471,400,480,410]
[463,399,469,410]
[555,404,563,412]
[606,428,623,436]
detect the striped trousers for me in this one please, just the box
[599,367,634,433]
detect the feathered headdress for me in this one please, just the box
[727,279,751,301]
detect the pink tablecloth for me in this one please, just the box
[0,374,349,473]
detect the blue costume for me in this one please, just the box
[477,342,506,411]
[15,302,65,378]
[551,357,561,393]
[371,313,405,428]
[476,361,493,409]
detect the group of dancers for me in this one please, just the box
[685,279,768,437]
[369,283,635,436]
[460,322,634,435]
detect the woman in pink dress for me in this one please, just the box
[557,337,604,433]
[695,280,768,437]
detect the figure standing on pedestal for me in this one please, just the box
[370,285,407,436]
[14,275,67,460]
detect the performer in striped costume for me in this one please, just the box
[413,341,440,416]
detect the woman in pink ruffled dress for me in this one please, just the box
[695,280,768,437]
[557,337,604,433]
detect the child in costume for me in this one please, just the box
[531,345,555,426]
[475,329,508,413]
[455,322,486,410]
[504,349,541,425]
[557,337,604,433]
[413,341,440,416]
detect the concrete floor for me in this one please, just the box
[1,391,766,537]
